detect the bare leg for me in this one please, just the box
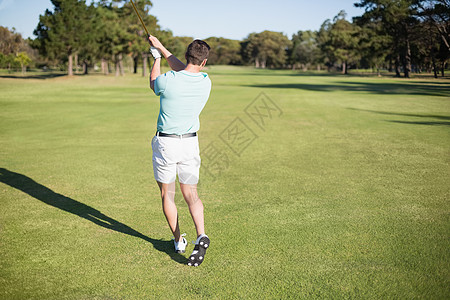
[180,183,205,237]
[157,181,181,242]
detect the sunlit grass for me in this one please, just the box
[1,67,449,298]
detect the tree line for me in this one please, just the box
[1,0,449,78]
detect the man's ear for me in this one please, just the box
[200,59,207,68]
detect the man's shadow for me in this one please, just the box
[0,167,187,264]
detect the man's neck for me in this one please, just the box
[184,63,202,73]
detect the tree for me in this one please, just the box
[417,0,450,51]
[0,53,18,70]
[163,35,194,66]
[289,30,320,70]
[0,27,24,56]
[317,12,361,74]
[14,52,32,74]
[0,27,36,71]
[75,3,102,74]
[354,11,393,75]
[129,0,159,75]
[96,0,162,76]
[416,0,450,76]
[355,0,420,78]
[242,31,291,68]
[34,0,92,76]
[317,19,334,71]
[329,11,361,74]
[204,37,242,65]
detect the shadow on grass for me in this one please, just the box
[388,120,450,126]
[247,81,450,97]
[0,73,67,80]
[0,167,188,265]
[348,108,450,126]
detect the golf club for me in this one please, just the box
[130,0,150,37]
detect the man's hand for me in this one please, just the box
[147,35,186,72]
[148,35,164,51]
[150,47,162,60]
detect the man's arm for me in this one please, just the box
[150,57,161,93]
[149,35,186,72]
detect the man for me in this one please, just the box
[148,35,211,267]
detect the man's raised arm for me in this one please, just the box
[148,35,186,72]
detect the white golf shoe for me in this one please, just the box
[173,234,187,253]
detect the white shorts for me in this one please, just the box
[151,135,201,184]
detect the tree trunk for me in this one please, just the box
[115,59,120,77]
[83,61,88,75]
[342,61,347,74]
[133,56,138,74]
[102,59,109,75]
[442,62,445,77]
[255,57,260,68]
[404,37,411,78]
[432,51,438,79]
[142,53,147,77]
[118,53,124,76]
[74,54,78,74]
[68,53,73,76]
[115,54,119,76]
[395,55,401,77]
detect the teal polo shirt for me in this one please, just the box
[154,70,211,135]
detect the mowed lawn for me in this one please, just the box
[0,67,449,299]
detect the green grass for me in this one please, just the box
[1,66,449,299]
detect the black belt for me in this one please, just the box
[156,131,197,138]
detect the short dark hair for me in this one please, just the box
[185,40,210,66]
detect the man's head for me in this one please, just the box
[185,40,210,67]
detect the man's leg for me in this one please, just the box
[157,181,181,242]
[179,183,204,237]
[181,183,210,267]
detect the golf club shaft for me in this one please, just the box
[130,0,150,37]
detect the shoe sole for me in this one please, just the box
[187,236,210,267]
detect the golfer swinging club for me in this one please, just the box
[148,35,211,267]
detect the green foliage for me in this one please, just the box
[330,11,361,73]
[354,13,392,72]
[242,30,292,68]
[355,0,420,77]
[289,30,320,70]
[0,53,19,69]
[165,35,193,63]
[204,37,242,65]
[14,52,32,73]
[317,19,333,68]
[0,26,24,55]
[316,12,362,73]
[23,0,449,75]
[33,0,94,75]
[416,0,450,76]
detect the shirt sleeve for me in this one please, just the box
[154,72,169,96]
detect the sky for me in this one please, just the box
[0,0,365,40]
